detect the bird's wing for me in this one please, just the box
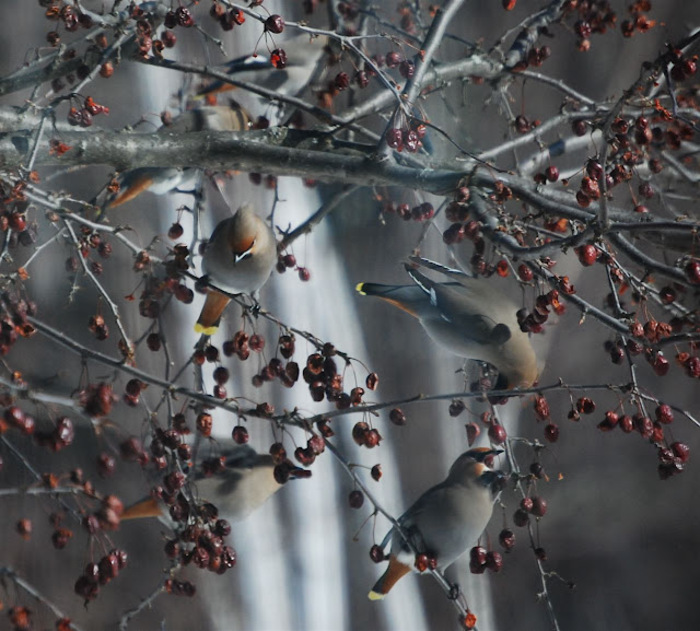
[407,255,471,281]
[431,283,512,345]
[395,482,456,553]
[406,265,508,345]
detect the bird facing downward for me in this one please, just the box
[121,445,310,523]
[369,447,504,600]
[195,204,277,335]
[356,257,538,390]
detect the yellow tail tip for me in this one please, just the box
[194,323,218,336]
[368,590,385,601]
[355,282,367,295]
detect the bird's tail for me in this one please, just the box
[355,282,428,318]
[368,555,412,600]
[121,497,162,521]
[195,290,231,335]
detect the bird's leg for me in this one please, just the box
[448,582,461,601]
[248,290,262,317]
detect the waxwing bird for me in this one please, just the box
[96,102,252,210]
[195,203,277,335]
[369,447,504,600]
[122,445,310,523]
[197,34,328,100]
[356,257,538,389]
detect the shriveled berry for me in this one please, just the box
[232,425,249,444]
[465,422,480,446]
[499,528,515,551]
[544,423,559,443]
[485,550,503,572]
[370,544,385,563]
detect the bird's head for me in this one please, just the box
[447,447,504,488]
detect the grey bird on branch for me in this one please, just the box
[195,204,277,335]
[122,444,310,523]
[369,447,504,600]
[356,256,539,390]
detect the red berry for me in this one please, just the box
[232,425,249,444]
[264,14,284,33]
[517,264,533,282]
[348,490,364,509]
[370,545,385,563]
[655,403,674,425]
[544,166,559,182]
[531,496,547,517]
[488,423,507,445]
[576,244,598,266]
[543,423,559,442]
[389,408,406,426]
[513,508,529,527]
[499,528,516,550]
[671,442,690,463]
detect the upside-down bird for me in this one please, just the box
[356,257,538,389]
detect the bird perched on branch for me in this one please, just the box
[197,34,328,101]
[122,444,310,523]
[94,102,252,210]
[356,257,539,390]
[368,447,504,600]
[195,203,277,335]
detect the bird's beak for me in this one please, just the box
[480,469,507,492]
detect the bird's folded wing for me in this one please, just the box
[430,284,507,345]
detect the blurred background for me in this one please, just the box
[1,1,699,630]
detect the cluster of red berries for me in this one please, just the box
[560,0,618,51]
[276,252,310,281]
[164,7,195,29]
[383,200,435,222]
[1,405,72,453]
[664,46,698,83]
[300,345,351,406]
[512,494,548,529]
[209,3,245,31]
[0,295,37,355]
[0,179,41,250]
[63,224,112,279]
[619,3,656,39]
[74,547,128,603]
[469,545,503,574]
[163,515,237,576]
[42,1,93,36]
[463,412,508,447]
[67,96,108,128]
[352,417,382,449]
[269,437,320,473]
[384,122,426,153]
[516,287,567,335]
[78,382,116,417]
